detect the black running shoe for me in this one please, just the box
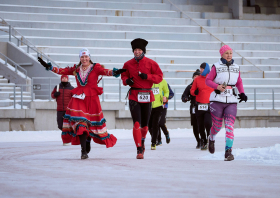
[208,136,215,154]
[196,139,201,149]
[201,140,207,150]
[166,133,170,144]
[224,149,234,161]
[156,141,162,146]
[137,147,144,159]
[81,153,88,160]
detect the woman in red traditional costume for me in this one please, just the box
[38,48,126,159]
[121,38,163,159]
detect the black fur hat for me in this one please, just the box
[131,38,148,54]
[192,69,200,78]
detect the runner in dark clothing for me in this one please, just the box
[181,69,201,148]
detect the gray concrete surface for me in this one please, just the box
[0,136,279,198]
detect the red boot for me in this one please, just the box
[133,122,143,159]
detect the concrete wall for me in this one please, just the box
[0,109,36,131]
[0,42,7,56]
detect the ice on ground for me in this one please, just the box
[203,144,280,165]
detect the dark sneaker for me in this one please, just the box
[196,139,201,149]
[136,147,144,159]
[224,149,234,161]
[81,153,88,160]
[156,141,162,146]
[201,140,207,150]
[208,136,215,154]
[166,133,170,144]
[151,143,156,150]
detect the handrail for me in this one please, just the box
[5,78,279,109]
[167,0,264,74]
[0,16,60,68]
[0,52,28,80]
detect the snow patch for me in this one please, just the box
[203,144,280,165]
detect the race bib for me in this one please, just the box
[153,87,160,95]
[220,89,233,97]
[72,93,86,100]
[138,92,150,102]
[198,104,208,111]
[192,107,195,114]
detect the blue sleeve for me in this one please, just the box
[168,84,174,99]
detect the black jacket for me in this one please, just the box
[181,82,197,114]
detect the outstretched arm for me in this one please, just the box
[38,57,75,75]
[96,64,126,77]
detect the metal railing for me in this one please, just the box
[0,52,28,80]
[3,77,280,110]
[167,0,264,76]
[31,77,62,101]
[0,17,60,68]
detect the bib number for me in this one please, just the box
[221,89,233,97]
[198,104,208,111]
[153,87,160,95]
[138,92,150,102]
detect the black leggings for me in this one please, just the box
[79,132,87,154]
[129,100,152,127]
[148,106,163,144]
[191,113,200,143]
[57,111,66,130]
[195,105,212,144]
[158,108,169,142]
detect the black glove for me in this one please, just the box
[54,92,60,97]
[114,69,127,75]
[38,57,51,69]
[126,77,134,86]
[182,97,188,103]
[238,93,247,103]
[139,73,147,80]
[194,88,199,95]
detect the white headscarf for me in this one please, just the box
[79,48,91,58]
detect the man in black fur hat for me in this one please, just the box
[121,38,163,159]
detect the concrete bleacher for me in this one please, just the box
[0,0,280,110]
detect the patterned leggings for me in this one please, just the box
[209,102,237,151]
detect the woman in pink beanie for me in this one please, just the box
[205,45,248,161]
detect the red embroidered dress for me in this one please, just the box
[49,63,117,147]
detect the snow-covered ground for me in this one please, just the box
[0,128,280,198]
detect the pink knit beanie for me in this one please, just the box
[219,45,232,56]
